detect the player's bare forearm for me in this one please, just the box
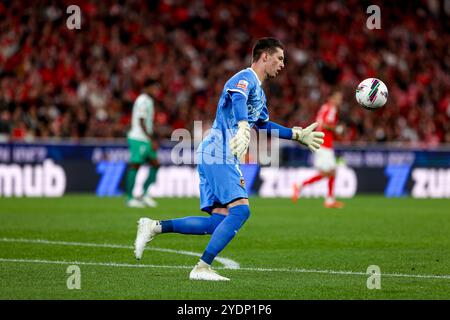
[139,118,155,141]
[144,131,154,141]
[322,123,344,135]
[322,123,336,132]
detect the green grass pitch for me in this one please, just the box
[1,195,449,300]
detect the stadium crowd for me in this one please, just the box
[0,0,449,146]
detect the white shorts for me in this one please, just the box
[313,148,336,172]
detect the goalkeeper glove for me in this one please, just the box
[230,121,251,159]
[292,122,325,152]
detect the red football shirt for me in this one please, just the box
[316,102,337,149]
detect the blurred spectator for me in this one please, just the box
[0,0,449,146]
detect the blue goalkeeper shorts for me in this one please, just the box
[197,153,248,213]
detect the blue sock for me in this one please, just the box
[160,213,225,235]
[201,205,250,265]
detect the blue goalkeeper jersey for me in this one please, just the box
[198,67,269,163]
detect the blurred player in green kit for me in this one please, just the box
[126,79,161,208]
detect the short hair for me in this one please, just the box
[252,38,284,62]
[329,88,343,102]
[143,78,159,88]
[330,86,343,97]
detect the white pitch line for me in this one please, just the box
[0,257,450,281]
[0,258,192,270]
[0,237,239,269]
[236,266,450,280]
[1,238,450,281]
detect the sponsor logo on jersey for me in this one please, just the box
[236,80,248,91]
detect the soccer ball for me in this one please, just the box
[355,78,388,110]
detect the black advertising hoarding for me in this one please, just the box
[0,142,449,198]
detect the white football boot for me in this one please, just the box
[142,195,158,208]
[127,198,146,208]
[189,260,230,281]
[134,218,159,260]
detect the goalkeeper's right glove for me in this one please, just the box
[230,121,251,159]
[292,122,325,152]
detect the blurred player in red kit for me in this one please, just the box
[292,90,345,208]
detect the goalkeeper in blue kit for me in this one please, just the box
[134,38,324,281]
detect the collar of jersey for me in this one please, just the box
[247,67,262,86]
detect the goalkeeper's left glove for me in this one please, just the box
[230,121,251,159]
[292,122,325,152]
